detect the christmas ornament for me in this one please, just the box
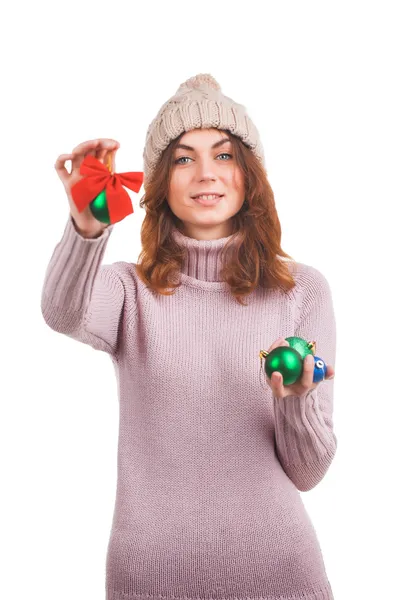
[259,336,328,385]
[312,356,327,383]
[70,152,144,225]
[285,336,315,358]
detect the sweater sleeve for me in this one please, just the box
[273,264,337,492]
[40,214,125,357]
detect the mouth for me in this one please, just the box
[192,194,224,206]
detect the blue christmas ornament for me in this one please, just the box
[312,356,328,383]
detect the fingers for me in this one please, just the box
[93,139,120,157]
[96,147,109,162]
[54,153,75,185]
[271,371,284,392]
[325,365,335,380]
[267,336,289,353]
[265,369,284,398]
[100,141,119,173]
[95,140,120,165]
[71,138,100,155]
[101,148,117,173]
[300,354,315,388]
[70,139,120,171]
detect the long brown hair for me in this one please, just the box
[135,129,297,306]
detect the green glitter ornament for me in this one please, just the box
[285,336,316,359]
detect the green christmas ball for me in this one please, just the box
[89,189,111,225]
[285,336,314,359]
[264,346,304,386]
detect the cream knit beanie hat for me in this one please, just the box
[142,73,265,183]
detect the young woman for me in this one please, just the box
[43,73,337,600]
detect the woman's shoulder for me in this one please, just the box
[286,258,330,286]
[284,259,333,308]
[99,261,139,296]
[98,261,135,280]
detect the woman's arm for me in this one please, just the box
[273,264,338,492]
[40,214,126,358]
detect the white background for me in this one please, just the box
[1,1,399,598]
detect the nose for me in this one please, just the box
[195,157,217,181]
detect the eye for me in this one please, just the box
[217,153,233,160]
[174,156,191,165]
[316,359,324,368]
[174,153,233,165]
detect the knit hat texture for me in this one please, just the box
[142,73,265,182]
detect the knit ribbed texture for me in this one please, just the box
[40,215,337,600]
[142,73,265,183]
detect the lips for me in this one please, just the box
[193,194,224,206]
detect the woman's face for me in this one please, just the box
[167,128,245,240]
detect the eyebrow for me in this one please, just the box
[174,137,231,152]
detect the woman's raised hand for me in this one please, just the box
[54,138,120,237]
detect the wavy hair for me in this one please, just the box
[135,129,297,306]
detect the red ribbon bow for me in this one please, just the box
[70,155,144,225]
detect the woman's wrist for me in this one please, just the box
[71,215,108,238]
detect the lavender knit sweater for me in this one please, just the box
[40,214,337,600]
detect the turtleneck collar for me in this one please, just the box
[171,225,240,283]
